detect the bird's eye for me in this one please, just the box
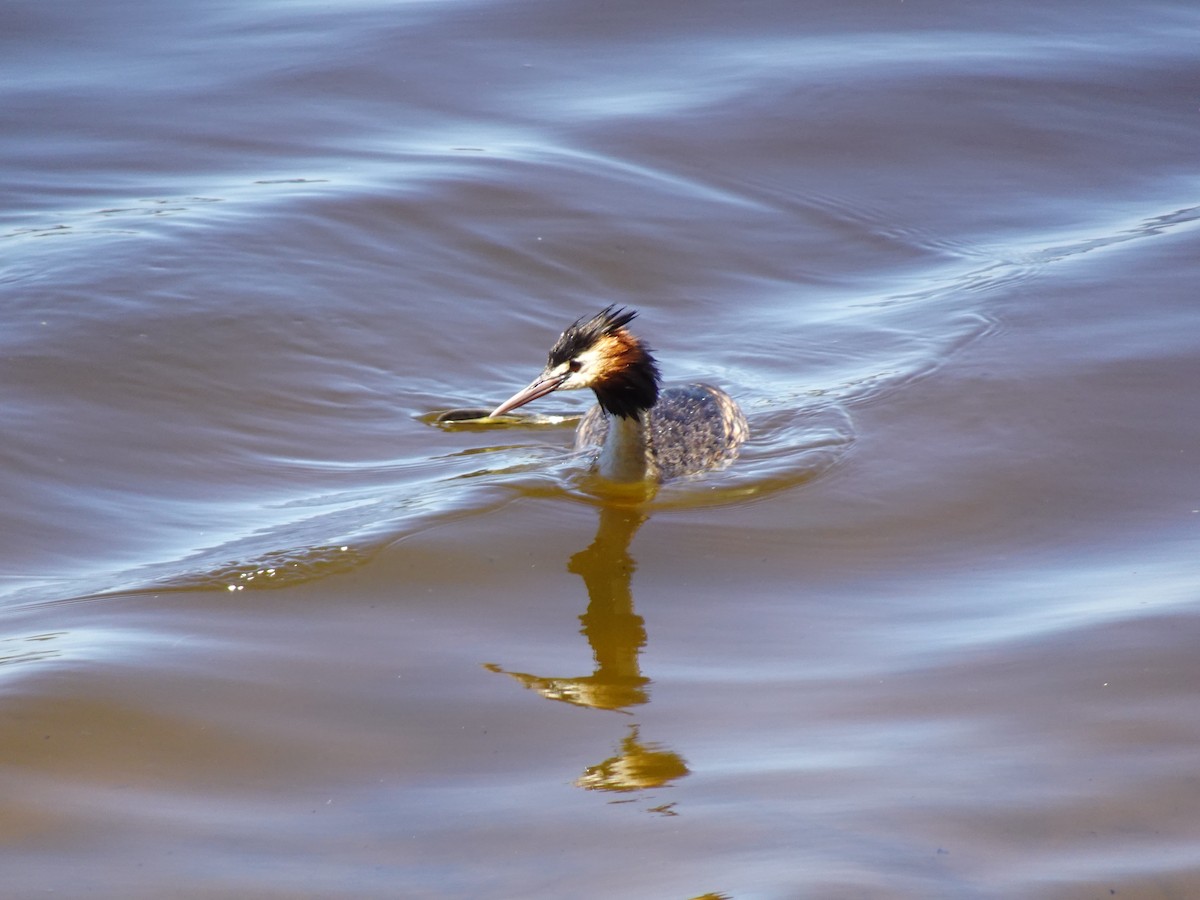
[568,359,582,373]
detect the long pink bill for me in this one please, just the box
[489,371,568,417]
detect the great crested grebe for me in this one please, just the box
[490,306,748,482]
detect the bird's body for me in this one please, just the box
[490,307,747,483]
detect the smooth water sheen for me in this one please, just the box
[3,0,1199,896]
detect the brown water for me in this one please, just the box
[3,0,1200,897]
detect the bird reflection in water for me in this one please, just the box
[576,724,688,798]
[485,504,689,798]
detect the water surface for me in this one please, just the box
[3,0,1200,896]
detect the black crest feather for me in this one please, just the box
[547,305,638,368]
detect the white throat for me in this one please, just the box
[597,412,652,482]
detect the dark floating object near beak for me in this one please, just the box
[435,408,496,423]
[486,306,748,483]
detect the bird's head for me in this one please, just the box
[490,306,660,419]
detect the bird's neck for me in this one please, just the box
[591,338,660,420]
[597,410,653,482]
